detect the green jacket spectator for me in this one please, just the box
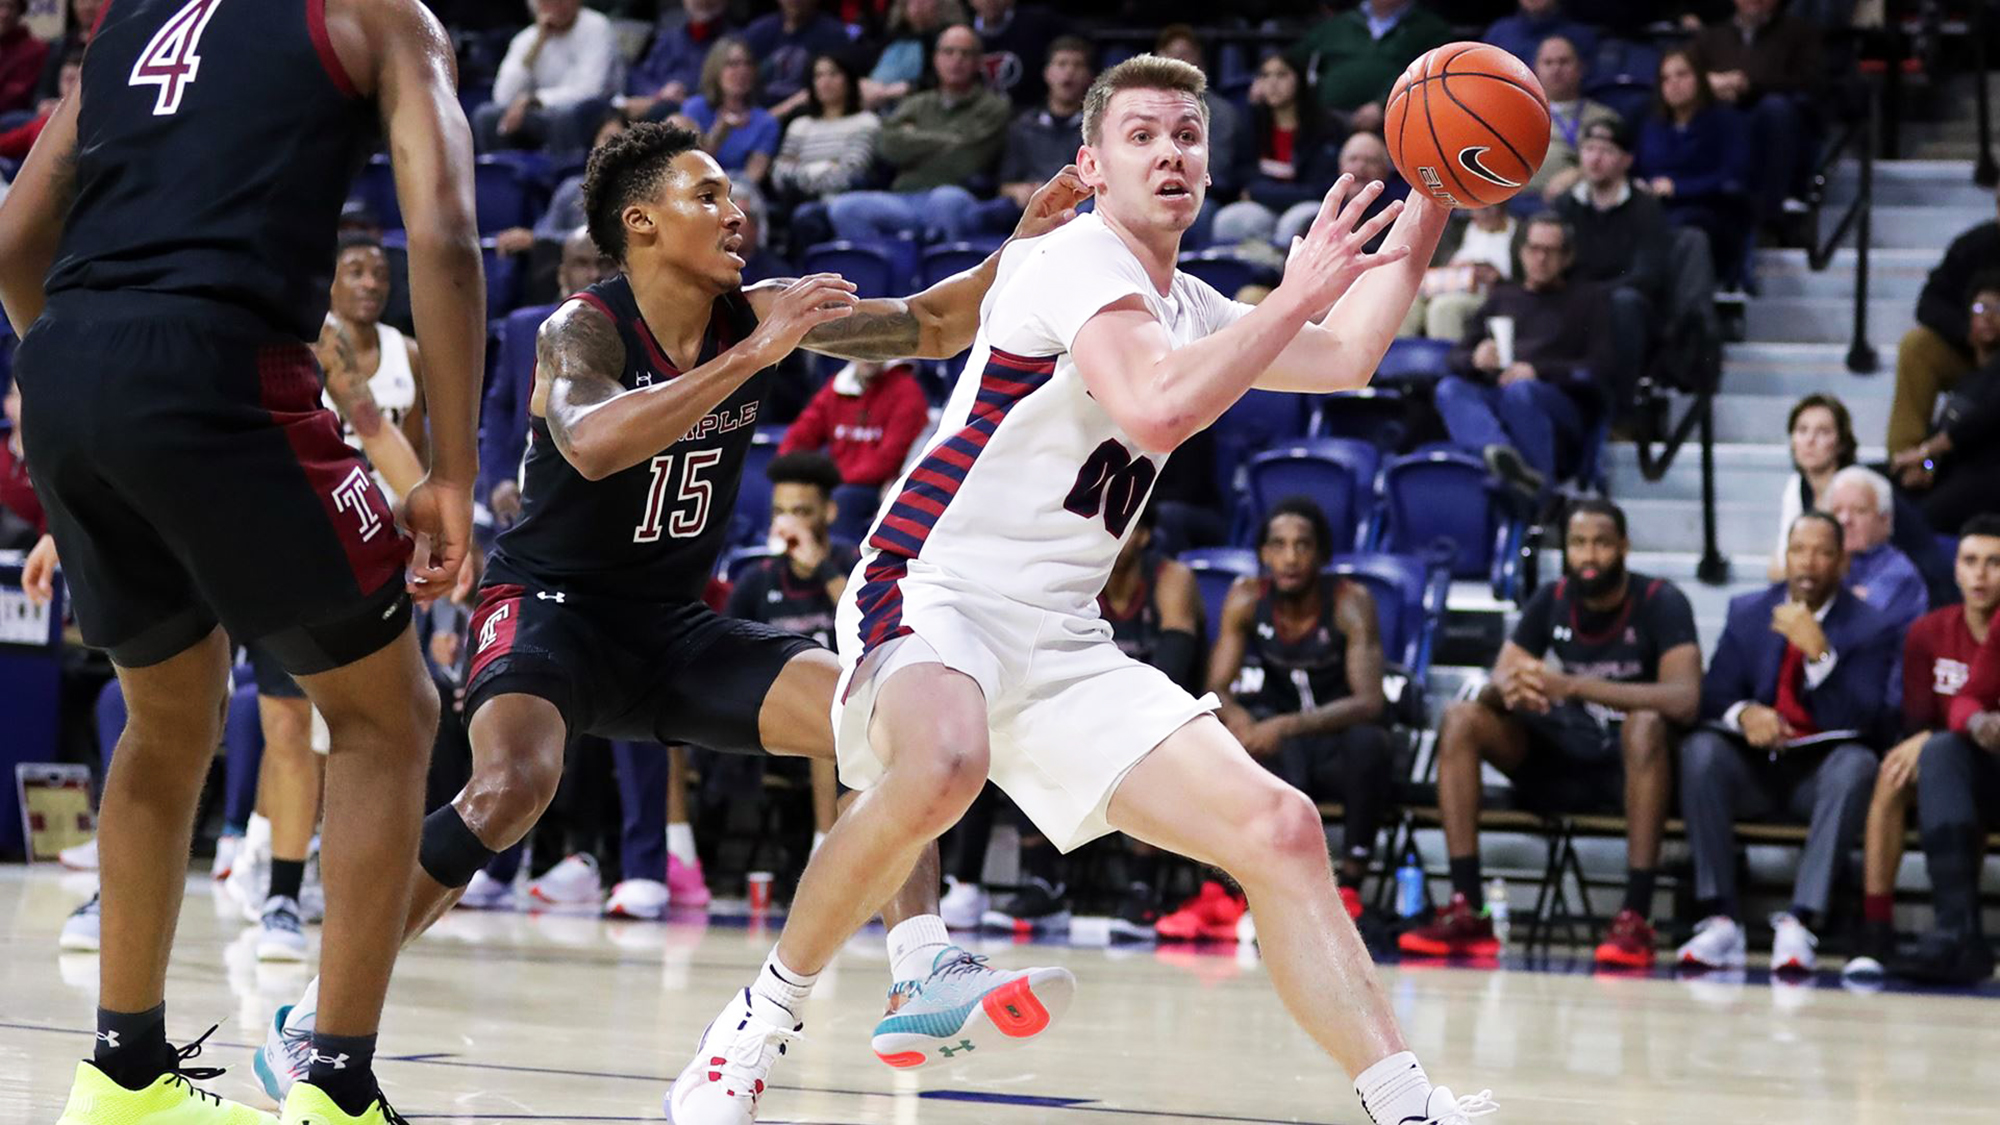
[1292,0,1453,113]
[877,84,1011,192]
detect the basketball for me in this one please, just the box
[1385,42,1552,208]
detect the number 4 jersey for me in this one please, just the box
[486,277,765,603]
[854,212,1249,628]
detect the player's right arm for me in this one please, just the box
[539,276,856,480]
[0,87,79,335]
[1071,176,1408,453]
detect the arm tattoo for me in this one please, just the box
[321,322,386,438]
[800,297,923,361]
[538,300,627,463]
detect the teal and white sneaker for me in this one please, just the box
[252,977,317,1101]
[871,947,1075,1070]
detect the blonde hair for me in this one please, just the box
[1081,54,1208,146]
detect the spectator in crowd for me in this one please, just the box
[1551,117,1666,406]
[1889,272,2000,535]
[863,0,963,110]
[1824,466,1927,634]
[0,376,44,548]
[1635,47,1752,287]
[1207,498,1394,917]
[1899,574,2000,983]
[1677,511,1897,973]
[973,36,1092,232]
[1844,519,2000,981]
[1413,204,1521,341]
[826,24,1007,244]
[970,0,1065,109]
[1154,24,1244,203]
[0,0,48,118]
[672,36,782,187]
[1886,184,1998,458]
[1401,499,1699,966]
[1485,0,1600,72]
[1526,35,1620,202]
[778,358,930,489]
[621,0,737,121]
[0,46,75,161]
[492,108,629,263]
[729,181,796,286]
[744,0,853,118]
[30,0,96,106]
[770,52,881,204]
[1291,0,1452,131]
[480,0,622,154]
[1691,0,1823,230]
[1211,54,1341,246]
[1440,213,1616,499]
[1768,392,1852,580]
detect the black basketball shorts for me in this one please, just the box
[1511,701,1626,813]
[14,293,412,673]
[461,579,818,752]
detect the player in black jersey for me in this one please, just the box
[0,1,484,1123]
[1400,498,1700,968]
[1100,500,1203,688]
[1208,497,1394,920]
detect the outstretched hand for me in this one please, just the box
[1276,174,1410,320]
[1012,165,1094,241]
[746,273,859,365]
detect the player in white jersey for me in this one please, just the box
[319,232,429,503]
[668,56,1497,1125]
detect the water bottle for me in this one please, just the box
[1395,857,1427,918]
[1484,876,1511,946]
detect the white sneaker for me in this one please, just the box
[606,878,671,920]
[666,989,802,1124]
[526,853,603,907]
[459,868,516,910]
[1770,912,1819,973]
[1421,1086,1500,1124]
[253,977,318,1101]
[256,895,309,962]
[939,877,989,931]
[212,834,240,881]
[299,846,324,922]
[59,893,100,953]
[1676,915,1748,970]
[225,840,270,919]
[58,836,99,871]
[1841,954,1886,981]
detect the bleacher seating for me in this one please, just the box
[1371,445,1525,599]
[1309,387,1409,452]
[1371,337,1453,389]
[1179,546,1258,635]
[1175,250,1280,297]
[1239,437,1380,555]
[727,427,787,547]
[801,240,900,299]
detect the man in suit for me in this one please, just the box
[1676,511,1897,973]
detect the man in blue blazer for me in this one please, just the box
[1676,511,1898,973]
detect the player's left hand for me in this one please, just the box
[400,476,475,608]
[20,533,57,606]
[1012,165,1092,241]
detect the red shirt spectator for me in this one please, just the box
[0,0,48,116]
[1,382,44,541]
[778,360,929,488]
[1948,622,2000,732]
[1905,606,1988,733]
[1,50,79,160]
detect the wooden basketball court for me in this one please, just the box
[3,865,1996,1123]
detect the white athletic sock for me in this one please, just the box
[749,949,818,1023]
[666,823,697,866]
[886,914,953,983]
[1356,1051,1434,1125]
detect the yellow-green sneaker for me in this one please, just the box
[55,1058,276,1125]
[278,1080,408,1125]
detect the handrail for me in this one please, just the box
[1803,76,1880,374]
[1630,360,1729,587]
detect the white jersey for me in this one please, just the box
[321,321,418,445]
[851,213,1247,642]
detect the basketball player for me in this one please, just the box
[671,56,1496,1125]
[0,0,484,1123]
[320,230,429,497]
[257,123,1093,1099]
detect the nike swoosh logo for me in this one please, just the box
[1458,145,1523,189]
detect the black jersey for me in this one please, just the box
[486,276,766,603]
[1510,572,1699,690]
[1241,576,1352,714]
[1100,553,1167,664]
[47,0,376,341]
[726,543,861,651]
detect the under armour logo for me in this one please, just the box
[535,590,566,603]
[332,466,383,541]
[477,602,512,652]
[937,1039,976,1058]
[309,1050,349,1070]
[96,1031,120,1049]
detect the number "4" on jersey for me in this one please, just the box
[129,0,225,117]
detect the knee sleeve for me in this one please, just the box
[419,804,498,890]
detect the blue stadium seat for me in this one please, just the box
[1239,438,1380,555]
[920,242,994,290]
[1323,551,1452,687]
[1372,337,1452,388]
[473,156,543,234]
[1179,547,1259,635]
[1210,388,1310,502]
[1310,387,1409,452]
[802,240,899,299]
[480,241,521,321]
[719,545,776,584]
[1175,250,1280,298]
[729,427,787,546]
[1373,445,1526,599]
[1591,37,1662,89]
[349,154,400,230]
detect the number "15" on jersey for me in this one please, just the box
[1063,439,1158,538]
[634,450,721,543]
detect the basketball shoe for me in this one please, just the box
[666,988,802,1124]
[58,1027,275,1125]
[1396,894,1499,957]
[457,869,515,910]
[1675,915,1747,970]
[979,877,1071,935]
[60,893,101,953]
[606,878,671,920]
[938,876,988,931]
[1154,880,1246,942]
[212,834,241,881]
[526,853,602,907]
[278,1080,408,1125]
[59,836,99,871]
[1592,909,1657,968]
[667,855,712,908]
[255,896,309,963]
[870,947,1075,1070]
[1413,1086,1500,1123]
[254,980,318,1101]
[1769,912,1818,973]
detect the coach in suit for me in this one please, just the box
[1675,511,1899,971]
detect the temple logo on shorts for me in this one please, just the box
[333,465,382,541]
[478,603,512,652]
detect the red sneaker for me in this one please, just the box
[1155,881,1244,941]
[1338,885,1364,921]
[1593,909,1657,968]
[1396,893,1499,957]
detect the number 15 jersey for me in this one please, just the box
[854,212,1248,638]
